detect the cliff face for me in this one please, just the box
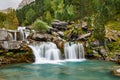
[18,0,35,9]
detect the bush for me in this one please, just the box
[32,19,49,32]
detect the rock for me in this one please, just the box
[52,32,59,37]
[112,69,120,76]
[52,20,68,31]
[20,41,31,51]
[32,33,53,41]
[7,32,14,41]
[77,33,91,41]
[105,29,120,42]
[58,31,64,37]
[1,41,21,50]
[32,33,48,41]
[0,53,34,66]
[47,27,57,34]
[117,59,120,65]
[0,30,8,41]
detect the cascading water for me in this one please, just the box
[18,27,26,40]
[29,42,85,64]
[64,42,85,61]
[29,42,62,64]
[18,26,30,41]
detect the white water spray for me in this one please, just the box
[29,42,85,64]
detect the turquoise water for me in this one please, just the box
[0,60,119,80]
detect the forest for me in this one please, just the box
[16,0,120,52]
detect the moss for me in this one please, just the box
[6,52,14,57]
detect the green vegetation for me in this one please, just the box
[16,0,120,41]
[6,52,13,57]
[32,19,49,32]
[15,0,120,58]
[0,8,18,30]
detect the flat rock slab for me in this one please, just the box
[1,41,21,50]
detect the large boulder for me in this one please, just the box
[52,20,68,31]
[32,33,53,41]
[0,30,8,41]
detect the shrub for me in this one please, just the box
[32,19,49,32]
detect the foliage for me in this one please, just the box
[32,19,49,32]
[0,8,18,30]
[16,0,75,26]
[24,8,35,25]
[107,42,120,52]
[16,0,120,45]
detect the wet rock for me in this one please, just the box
[52,20,68,31]
[112,69,120,76]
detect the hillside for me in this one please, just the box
[16,0,120,60]
[17,0,35,9]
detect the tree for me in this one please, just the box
[5,8,18,29]
[25,8,35,25]
[0,12,6,28]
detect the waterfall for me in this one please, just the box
[14,31,17,41]
[29,42,62,64]
[64,42,85,61]
[18,27,31,40]
[29,42,85,64]
[18,27,26,40]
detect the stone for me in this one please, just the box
[32,33,48,41]
[1,41,21,50]
[0,30,8,41]
[58,31,64,37]
[32,33,53,41]
[52,20,68,31]
[112,69,120,76]
[52,32,59,37]
[77,33,91,41]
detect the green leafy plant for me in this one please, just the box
[6,52,13,57]
[32,19,49,32]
